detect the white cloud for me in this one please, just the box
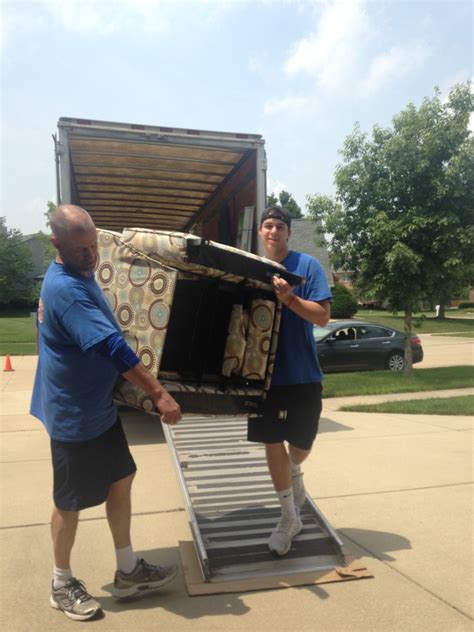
[283,0,370,93]
[0,0,240,45]
[267,176,287,198]
[39,0,170,35]
[359,43,431,97]
[263,95,310,116]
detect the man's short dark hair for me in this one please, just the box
[260,206,292,228]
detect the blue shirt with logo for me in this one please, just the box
[30,260,121,442]
[271,251,332,386]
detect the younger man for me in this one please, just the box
[248,206,332,555]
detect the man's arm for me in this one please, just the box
[92,333,181,425]
[271,275,331,326]
[122,363,182,425]
[284,296,330,326]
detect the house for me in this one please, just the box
[287,219,333,286]
[21,234,50,280]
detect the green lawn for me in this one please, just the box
[353,310,474,334]
[0,310,37,356]
[340,394,474,416]
[323,366,474,398]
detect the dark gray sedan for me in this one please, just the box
[314,321,424,372]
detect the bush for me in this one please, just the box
[458,301,474,309]
[331,283,358,318]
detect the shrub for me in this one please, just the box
[458,301,474,309]
[331,283,358,318]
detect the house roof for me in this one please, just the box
[289,218,333,285]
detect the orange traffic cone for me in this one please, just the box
[3,354,14,372]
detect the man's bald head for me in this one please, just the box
[50,205,98,276]
[49,205,96,241]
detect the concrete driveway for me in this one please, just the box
[1,356,472,632]
[417,333,474,368]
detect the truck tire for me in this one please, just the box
[386,351,404,371]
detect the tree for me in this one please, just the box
[44,200,56,230]
[266,190,303,219]
[331,283,358,318]
[36,230,56,270]
[307,83,474,373]
[304,194,341,247]
[266,192,279,207]
[0,218,36,306]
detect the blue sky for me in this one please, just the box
[1,0,472,234]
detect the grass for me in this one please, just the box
[353,309,474,334]
[0,309,37,356]
[323,366,474,398]
[340,394,474,416]
[0,342,37,356]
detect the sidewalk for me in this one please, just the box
[1,356,473,631]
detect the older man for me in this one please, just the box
[248,206,332,556]
[30,205,181,621]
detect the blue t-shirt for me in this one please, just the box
[30,260,121,442]
[271,251,332,386]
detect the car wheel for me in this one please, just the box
[386,351,404,371]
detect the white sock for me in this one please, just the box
[115,545,138,574]
[277,488,298,520]
[53,566,73,590]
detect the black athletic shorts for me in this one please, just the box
[50,416,137,512]
[247,383,323,451]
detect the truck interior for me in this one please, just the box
[56,118,265,250]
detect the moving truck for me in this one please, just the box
[54,117,267,254]
[53,117,296,416]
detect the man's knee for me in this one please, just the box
[288,444,312,463]
[51,505,80,530]
[108,472,136,497]
[265,442,288,465]
[265,442,285,454]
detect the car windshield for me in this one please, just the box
[313,324,337,341]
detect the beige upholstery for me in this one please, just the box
[222,305,248,377]
[241,300,275,380]
[96,227,284,414]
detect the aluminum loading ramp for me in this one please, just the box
[163,414,347,583]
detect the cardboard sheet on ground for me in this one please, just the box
[179,540,373,596]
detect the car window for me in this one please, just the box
[327,327,356,341]
[313,325,334,341]
[355,325,390,339]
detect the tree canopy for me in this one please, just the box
[267,190,303,219]
[0,218,36,306]
[307,83,473,371]
[44,200,56,229]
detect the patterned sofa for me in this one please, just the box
[95,228,303,415]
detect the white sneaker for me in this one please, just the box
[292,471,306,508]
[268,514,303,556]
